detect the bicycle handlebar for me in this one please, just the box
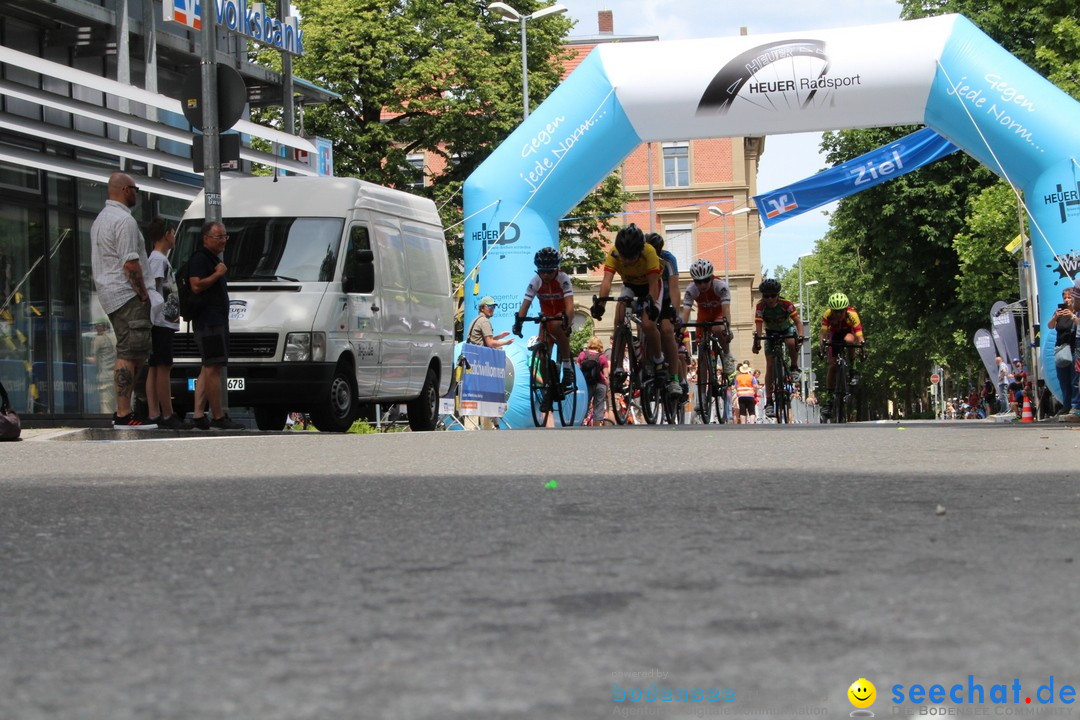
[593,295,635,305]
[821,339,866,348]
[685,320,729,329]
[753,333,807,341]
[520,314,567,324]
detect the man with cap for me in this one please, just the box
[464,297,513,430]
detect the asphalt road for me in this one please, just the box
[2,423,1079,720]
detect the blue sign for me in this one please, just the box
[459,344,507,417]
[753,127,958,227]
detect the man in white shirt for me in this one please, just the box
[90,172,155,429]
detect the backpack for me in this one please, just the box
[579,351,603,386]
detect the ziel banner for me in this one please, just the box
[459,345,507,418]
[753,127,958,226]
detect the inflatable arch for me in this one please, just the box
[463,13,1080,427]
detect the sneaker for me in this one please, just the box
[789,367,801,381]
[680,380,689,402]
[561,366,575,390]
[1061,411,1080,423]
[764,404,776,418]
[113,413,157,429]
[209,414,246,430]
[187,415,211,430]
[666,380,683,397]
[157,414,186,430]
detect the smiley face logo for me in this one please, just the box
[848,678,876,709]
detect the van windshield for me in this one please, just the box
[175,217,344,282]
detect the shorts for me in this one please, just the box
[763,325,796,352]
[194,323,229,366]
[826,331,850,358]
[148,326,175,367]
[738,396,756,414]
[589,382,607,418]
[619,283,660,314]
[108,295,152,360]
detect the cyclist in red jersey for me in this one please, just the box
[751,278,804,415]
[819,291,865,417]
[512,247,576,389]
[680,258,735,375]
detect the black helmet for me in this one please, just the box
[534,246,561,271]
[614,223,645,259]
[646,232,664,253]
[759,278,781,295]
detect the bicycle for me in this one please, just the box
[596,295,678,425]
[520,314,578,427]
[686,320,731,425]
[754,331,805,425]
[821,338,864,424]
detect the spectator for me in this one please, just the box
[464,296,512,430]
[980,377,995,418]
[144,218,184,429]
[1058,285,1080,423]
[1010,358,1027,417]
[187,221,244,430]
[995,355,1012,414]
[733,361,756,424]
[90,172,156,429]
[577,336,610,426]
[1048,286,1077,417]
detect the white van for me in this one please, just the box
[170,176,455,432]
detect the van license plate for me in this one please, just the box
[227,378,245,391]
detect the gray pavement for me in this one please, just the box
[2,423,1079,719]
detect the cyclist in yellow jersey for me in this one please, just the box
[591,224,667,386]
[819,291,866,418]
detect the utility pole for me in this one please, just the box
[200,3,221,223]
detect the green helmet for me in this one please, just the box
[828,292,849,311]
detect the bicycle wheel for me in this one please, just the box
[610,327,634,426]
[833,357,847,424]
[695,342,714,424]
[771,352,786,423]
[712,339,728,425]
[556,362,578,427]
[639,358,661,425]
[529,345,552,427]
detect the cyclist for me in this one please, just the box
[680,258,735,376]
[819,291,865,419]
[591,224,675,395]
[646,232,685,398]
[512,246,575,389]
[751,278,804,416]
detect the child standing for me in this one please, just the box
[145,218,184,429]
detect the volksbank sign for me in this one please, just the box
[163,0,304,56]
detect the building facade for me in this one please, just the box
[0,0,327,423]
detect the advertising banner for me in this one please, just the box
[990,300,1021,364]
[753,127,958,226]
[974,329,999,387]
[459,345,507,418]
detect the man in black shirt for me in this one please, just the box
[188,221,244,430]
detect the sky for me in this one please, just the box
[556,0,905,274]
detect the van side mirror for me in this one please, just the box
[344,249,375,294]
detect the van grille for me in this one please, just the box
[174,332,279,359]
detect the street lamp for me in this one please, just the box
[706,206,752,287]
[488,2,568,120]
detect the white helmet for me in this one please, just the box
[690,259,714,281]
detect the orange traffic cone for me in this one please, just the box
[1021,394,1034,423]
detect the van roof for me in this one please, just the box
[183,176,441,223]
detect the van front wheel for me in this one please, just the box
[311,364,358,433]
[408,367,439,431]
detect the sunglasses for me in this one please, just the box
[693,278,712,284]
[762,294,778,299]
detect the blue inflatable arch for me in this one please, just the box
[464,14,1080,426]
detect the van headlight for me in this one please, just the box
[284,332,325,362]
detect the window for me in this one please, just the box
[663,223,693,271]
[662,142,689,188]
[406,153,426,189]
